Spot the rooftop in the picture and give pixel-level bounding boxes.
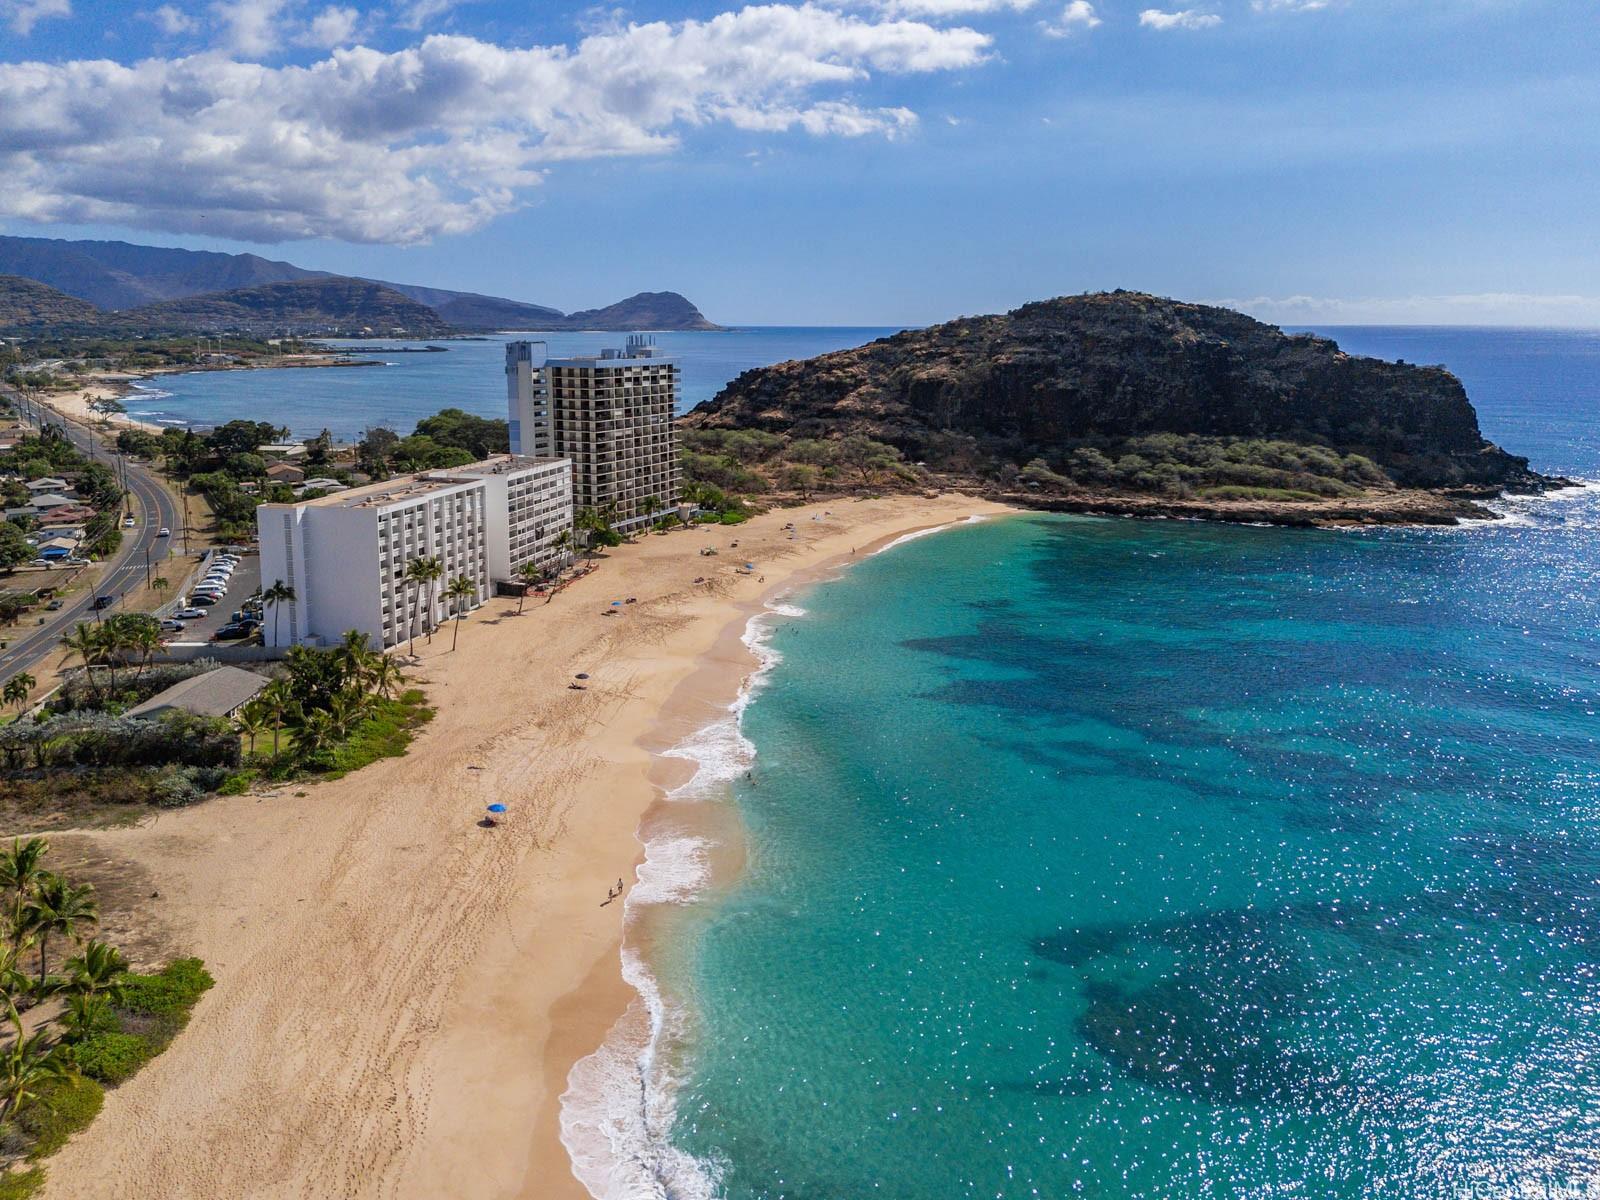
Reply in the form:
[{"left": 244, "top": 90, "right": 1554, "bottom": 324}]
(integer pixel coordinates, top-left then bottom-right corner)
[
  {"left": 264, "top": 454, "right": 570, "bottom": 512},
  {"left": 127, "top": 666, "right": 268, "bottom": 720}
]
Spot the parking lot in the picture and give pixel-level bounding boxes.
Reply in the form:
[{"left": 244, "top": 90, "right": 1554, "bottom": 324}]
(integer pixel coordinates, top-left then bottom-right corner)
[{"left": 165, "top": 552, "right": 263, "bottom": 646}]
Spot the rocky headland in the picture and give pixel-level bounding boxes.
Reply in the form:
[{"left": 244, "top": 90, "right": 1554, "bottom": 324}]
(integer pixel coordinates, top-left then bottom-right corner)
[{"left": 683, "top": 291, "right": 1566, "bottom": 526}]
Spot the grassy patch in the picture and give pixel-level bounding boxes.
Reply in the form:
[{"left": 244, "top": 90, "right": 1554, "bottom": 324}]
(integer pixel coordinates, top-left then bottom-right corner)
[
  {"left": 215, "top": 769, "right": 257, "bottom": 795},
  {"left": 73, "top": 959, "right": 214, "bottom": 1084},
  {"left": 0, "top": 1167, "right": 44, "bottom": 1199},
  {"left": 19, "top": 1077, "right": 103, "bottom": 1159},
  {"left": 71, "top": 1031, "right": 152, "bottom": 1084},
  {"left": 317, "top": 693, "right": 434, "bottom": 782}
]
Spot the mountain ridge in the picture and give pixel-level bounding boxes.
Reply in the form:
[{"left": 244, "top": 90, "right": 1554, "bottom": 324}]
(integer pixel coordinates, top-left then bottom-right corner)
[{"left": 0, "top": 235, "right": 721, "bottom": 331}]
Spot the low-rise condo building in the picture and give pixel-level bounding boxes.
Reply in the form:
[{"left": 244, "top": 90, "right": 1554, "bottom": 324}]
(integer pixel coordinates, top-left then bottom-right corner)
[
  {"left": 506, "top": 336, "right": 680, "bottom": 534},
  {"left": 257, "top": 455, "right": 572, "bottom": 649}
]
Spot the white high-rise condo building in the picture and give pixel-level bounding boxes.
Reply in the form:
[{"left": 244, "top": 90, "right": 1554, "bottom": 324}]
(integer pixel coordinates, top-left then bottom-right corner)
[
  {"left": 257, "top": 455, "right": 573, "bottom": 650},
  {"left": 505, "top": 336, "right": 680, "bottom": 534}
]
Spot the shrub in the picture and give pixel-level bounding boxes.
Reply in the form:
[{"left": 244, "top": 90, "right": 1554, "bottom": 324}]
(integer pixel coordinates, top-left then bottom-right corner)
[
  {"left": 71, "top": 1031, "right": 153, "bottom": 1084},
  {"left": 118, "top": 958, "right": 214, "bottom": 1025},
  {"left": 215, "top": 769, "right": 257, "bottom": 795},
  {"left": 318, "top": 696, "right": 434, "bottom": 782},
  {"left": 20, "top": 1076, "right": 104, "bottom": 1159},
  {"left": 0, "top": 1167, "right": 44, "bottom": 1199}
]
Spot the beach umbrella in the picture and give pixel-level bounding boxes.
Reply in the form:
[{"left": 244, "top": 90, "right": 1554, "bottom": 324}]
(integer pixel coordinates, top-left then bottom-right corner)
[
  {"left": 611, "top": 600, "right": 622, "bottom": 606},
  {"left": 575, "top": 673, "right": 590, "bottom": 679},
  {"left": 487, "top": 803, "right": 507, "bottom": 813}
]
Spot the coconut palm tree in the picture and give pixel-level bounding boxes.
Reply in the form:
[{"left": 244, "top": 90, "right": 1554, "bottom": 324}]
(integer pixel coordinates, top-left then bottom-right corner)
[
  {"left": 641, "top": 494, "right": 661, "bottom": 530},
  {"left": 552, "top": 529, "right": 573, "bottom": 573},
  {"left": 262, "top": 580, "right": 296, "bottom": 648},
  {"left": 515, "top": 561, "right": 542, "bottom": 614},
  {"left": 60, "top": 623, "right": 104, "bottom": 702},
  {"left": 151, "top": 576, "right": 169, "bottom": 599},
  {"left": 405, "top": 556, "right": 444, "bottom": 649},
  {"left": 23, "top": 873, "right": 98, "bottom": 990},
  {"left": 291, "top": 707, "right": 336, "bottom": 760},
  {"left": 63, "top": 939, "right": 126, "bottom": 1005},
  {"left": 0, "top": 1013, "right": 70, "bottom": 1124},
  {"left": 369, "top": 655, "right": 404, "bottom": 701},
  {"left": 2, "top": 673, "right": 34, "bottom": 713},
  {"left": 0, "top": 838, "right": 49, "bottom": 952},
  {"left": 258, "top": 681, "right": 292, "bottom": 757},
  {"left": 0, "top": 945, "right": 33, "bottom": 1025},
  {"left": 235, "top": 700, "right": 269, "bottom": 757},
  {"left": 445, "top": 575, "right": 476, "bottom": 651},
  {"left": 325, "top": 691, "right": 366, "bottom": 741}
]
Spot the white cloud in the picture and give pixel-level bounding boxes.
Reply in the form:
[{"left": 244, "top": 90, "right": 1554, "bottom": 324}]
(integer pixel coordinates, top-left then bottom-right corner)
[
  {"left": 211, "top": 0, "right": 288, "bottom": 55},
  {"left": 859, "top": 0, "right": 1035, "bottom": 14},
  {"left": 1252, "top": 0, "right": 1328, "bottom": 10},
  {"left": 0, "top": 6, "right": 991, "bottom": 244},
  {"left": 296, "top": 4, "right": 360, "bottom": 47},
  {"left": 2, "top": 0, "right": 71, "bottom": 35},
  {"left": 1222, "top": 292, "right": 1600, "bottom": 328},
  {"left": 1040, "top": 0, "right": 1099, "bottom": 36},
  {"left": 1139, "top": 8, "right": 1221, "bottom": 29},
  {"left": 145, "top": 3, "right": 197, "bottom": 34},
  {"left": 393, "top": 0, "right": 473, "bottom": 30}
]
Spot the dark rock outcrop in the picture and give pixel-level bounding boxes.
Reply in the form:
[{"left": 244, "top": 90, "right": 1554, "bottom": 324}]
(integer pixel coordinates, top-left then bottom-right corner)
[{"left": 686, "top": 291, "right": 1550, "bottom": 493}]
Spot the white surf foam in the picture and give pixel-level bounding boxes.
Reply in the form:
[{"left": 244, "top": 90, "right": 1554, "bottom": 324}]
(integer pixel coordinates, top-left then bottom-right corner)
[
  {"left": 559, "top": 599, "right": 798, "bottom": 1200},
  {"left": 870, "top": 511, "right": 990, "bottom": 557}
]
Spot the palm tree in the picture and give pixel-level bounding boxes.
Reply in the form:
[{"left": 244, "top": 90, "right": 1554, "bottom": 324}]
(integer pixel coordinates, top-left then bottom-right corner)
[
  {"left": 0, "top": 945, "right": 33, "bottom": 1026},
  {"left": 235, "top": 700, "right": 269, "bottom": 757},
  {"left": 445, "top": 575, "right": 476, "bottom": 651},
  {"left": 262, "top": 580, "right": 296, "bottom": 648},
  {"left": 2, "top": 673, "right": 34, "bottom": 713},
  {"left": 60, "top": 623, "right": 104, "bottom": 702},
  {"left": 258, "top": 681, "right": 291, "bottom": 757},
  {"left": 23, "top": 874, "right": 98, "bottom": 990},
  {"left": 369, "top": 655, "right": 404, "bottom": 701},
  {"left": 151, "top": 575, "right": 170, "bottom": 600},
  {"left": 552, "top": 529, "right": 573, "bottom": 573},
  {"left": 63, "top": 991, "right": 111, "bottom": 1043},
  {"left": 405, "top": 556, "right": 443, "bottom": 650},
  {"left": 64, "top": 939, "right": 127, "bottom": 1005},
  {"left": 333, "top": 631, "right": 378, "bottom": 692},
  {"left": 326, "top": 691, "right": 366, "bottom": 741},
  {"left": 0, "top": 1013, "right": 70, "bottom": 1124},
  {"left": 0, "top": 839, "right": 49, "bottom": 953},
  {"left": 515, "top": 562, "right": 542, "bottom": 614},
  {"left": 291, "top": 707, "right": 336, "bottom": 760}
]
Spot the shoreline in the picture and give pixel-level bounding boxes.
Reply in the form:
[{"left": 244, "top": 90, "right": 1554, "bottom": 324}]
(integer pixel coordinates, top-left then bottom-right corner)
[
  {"left": 33, "top": 492, "right": 1016, "bottom": 1200},
  {"left": 547, "top": 512, "right": 991, "bottom": 1200}
]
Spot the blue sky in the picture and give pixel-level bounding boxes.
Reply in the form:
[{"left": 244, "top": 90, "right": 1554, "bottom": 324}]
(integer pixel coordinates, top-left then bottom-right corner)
[{"left": 1, "top": 0, "right": 1597, "bottom": 326}]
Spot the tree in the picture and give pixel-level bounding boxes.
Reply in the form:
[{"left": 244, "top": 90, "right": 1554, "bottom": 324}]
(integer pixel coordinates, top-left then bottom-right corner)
[
  {"left": 641, "top": 495, "right": 662, "bottom": 529},
  {"left": 445, "top": 575, "right": 476, "bottom": 651},
  {"left": 404, "top": 556, "right": 443, "bottom": 650},
  {"left": 262, "top": 580, "right": 296, "bottom": 648},
  {"left": 779, "top": 462, "right": 822, "bottom": 501},
  {"left": 0, "top": 1012, "right": 70, "bottom": 1124},
  {"left": 552, "top": 529, "right": 572, "bottom": 572},
  {"left": 837, "top": 435, "right": 903, "bottom": 484},
  {"left": 412, "top": 408, "right": 509, "bottom": 459},
  {"left": 290, "top": 706, "right": 336, "bottom": 761},
  {"left": 23, "top": 873, "right": 98, "bottom": 989},
  {"left": 235, "top": 701, "right": 269, "bottom": 757},
  {"left": 60, "top": 624, "right": 104, "bottom": 701},
  {"left": 0, "top": 839, "right": 49, "bottom": 953},
  {"left": 2, "top": 673, "right": 34, "bottom": 713},
  {"left": 258, "top": 681, "right": 291, "bottom": 757},
  {"left": 515, "top": 561, "right": 542, "bottom": 614},
  {"left": 151, "top": 576, "right": 170, "bottom": 599},
  {"left": 63, "top": 939, "right": 126, "bottom": 1006}
]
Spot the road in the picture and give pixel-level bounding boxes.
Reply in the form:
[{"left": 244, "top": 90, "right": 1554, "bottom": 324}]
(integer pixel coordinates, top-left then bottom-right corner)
[{"left": 0, "top": 388, "right": 184, "bottom": 688}]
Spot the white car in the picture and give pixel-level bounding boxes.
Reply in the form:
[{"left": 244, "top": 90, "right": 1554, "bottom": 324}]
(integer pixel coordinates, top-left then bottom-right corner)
[
  {"left": 175, "top": 607, "right": 205, "bottom": 619},
  {"left": 122, "top": 516, "right": 136, "bottom": 527},
  {"left": 156, "top": 527, "right": 170, "bottom": 537}
]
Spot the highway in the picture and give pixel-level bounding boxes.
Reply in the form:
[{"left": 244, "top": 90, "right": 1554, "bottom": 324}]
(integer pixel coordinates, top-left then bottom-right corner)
[{"left": 0, "top": 387, "right": 185, "bottom": 689}]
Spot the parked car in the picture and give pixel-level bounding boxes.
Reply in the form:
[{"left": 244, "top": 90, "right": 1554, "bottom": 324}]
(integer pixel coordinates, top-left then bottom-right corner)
[
  {"left": 190, "top": 594, "right": 220, "bottom": 607},
  {"left": 45, "top": 599, "right": 62, "bottom": 611},
  {"left": 156, "top": 527, "right": 170, "bottom": 537},
  {"left": 212, "top": 624, "right": 252, "bottom": 641},
  {"left": 122, "top": 516, "right": 136, "bottom": 527},
  {"left": 160, "top": 619, "right": 186, "bottom": 632},
  {"left": 175, "top": 607, "right": 206, "bottom": 619}
]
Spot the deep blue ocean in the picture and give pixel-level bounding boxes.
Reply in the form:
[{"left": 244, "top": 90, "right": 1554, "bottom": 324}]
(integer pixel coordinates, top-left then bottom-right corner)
[{"left": 556, "top": 328, "right": 1600, "bottom": 1200}]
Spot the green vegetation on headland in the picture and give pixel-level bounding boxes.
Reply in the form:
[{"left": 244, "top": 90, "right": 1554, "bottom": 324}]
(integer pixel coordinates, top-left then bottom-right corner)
[
  {"left": 1, "top": 629, "right": 429, "bottom": 832},
  {"left": 1, "top": 333, "right": 327, "bottom": 386},
  {"left": 682, "top": 291, "right": 1561, "bottom": 522},
  {"left": 0, "top": 836, "right": 212, "bottom": 1196}
]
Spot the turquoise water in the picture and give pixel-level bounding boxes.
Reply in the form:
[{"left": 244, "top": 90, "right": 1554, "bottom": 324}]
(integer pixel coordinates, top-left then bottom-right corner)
[
  {"left": 124, "top": 327, "right": 900, "bottom": 439},
  {"left": 567, "top": 328, "right": 1600, "bottom": 1199}
]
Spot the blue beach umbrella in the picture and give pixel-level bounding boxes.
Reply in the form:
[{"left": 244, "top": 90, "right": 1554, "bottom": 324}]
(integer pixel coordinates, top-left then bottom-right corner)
[{"left": 487, "top": 803, "right": 507, "bottom": 813}]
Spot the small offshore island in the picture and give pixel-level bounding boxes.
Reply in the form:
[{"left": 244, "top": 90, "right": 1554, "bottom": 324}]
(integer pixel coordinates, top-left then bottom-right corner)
[{"left": 686, "top": 291, "right": 1564, "bottom": 526}]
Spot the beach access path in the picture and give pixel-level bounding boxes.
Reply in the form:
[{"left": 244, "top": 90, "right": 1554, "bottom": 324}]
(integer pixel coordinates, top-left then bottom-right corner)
[{"left": 37, "top": 492, "right": 1016, "bottom": 1200}]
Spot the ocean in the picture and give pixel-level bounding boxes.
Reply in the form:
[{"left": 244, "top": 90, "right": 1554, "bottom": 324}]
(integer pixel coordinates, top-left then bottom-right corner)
[
  {"left": 559, "top": 328, "right": 1600, "bottom": 1200},
  {"left": 121, "top": 328, "right": 902, "bottom": 439}
]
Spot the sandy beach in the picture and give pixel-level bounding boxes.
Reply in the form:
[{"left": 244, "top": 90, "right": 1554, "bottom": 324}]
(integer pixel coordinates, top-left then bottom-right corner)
[{"left": 37, "top": 492, "right": 1015, "bottom": 1200}]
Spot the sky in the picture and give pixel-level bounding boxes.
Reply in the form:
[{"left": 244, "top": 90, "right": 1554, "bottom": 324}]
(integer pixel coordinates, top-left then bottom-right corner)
[{"left": 0, "top": 0, "right": 1597, "bottom": 326}]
